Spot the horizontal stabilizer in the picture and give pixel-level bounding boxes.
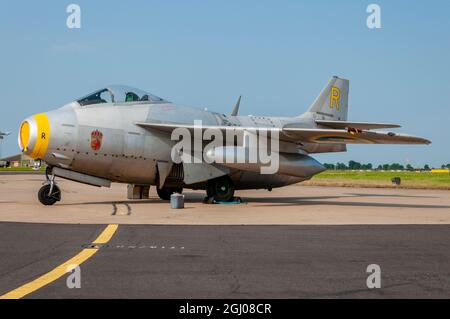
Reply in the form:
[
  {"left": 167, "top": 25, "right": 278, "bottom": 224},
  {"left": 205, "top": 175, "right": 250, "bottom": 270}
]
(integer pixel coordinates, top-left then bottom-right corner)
[
  {"left": 283, "top": 127, "right": 431, "bottom": 145},
  {"left": 315, "top": 120, "right": 400, "bottom": 130}
]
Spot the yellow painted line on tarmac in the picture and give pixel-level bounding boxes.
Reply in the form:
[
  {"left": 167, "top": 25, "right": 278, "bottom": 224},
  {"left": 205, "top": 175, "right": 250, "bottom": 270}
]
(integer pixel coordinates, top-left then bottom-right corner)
[
  {"left": 92, "top": 224, "right": 118, "bottom": 244},
  {"left": 0, "top": 249, "right": 98, "bottom": 299},
  {"left": 0, "top": 224, "right": 119, "bottom": 299}
]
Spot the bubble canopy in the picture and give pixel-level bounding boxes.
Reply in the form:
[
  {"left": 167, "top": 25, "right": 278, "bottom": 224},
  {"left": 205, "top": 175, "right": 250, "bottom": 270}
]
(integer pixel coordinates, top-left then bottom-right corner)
[{"left": 76, "top": 85, "right": 167, "bottom": 106}]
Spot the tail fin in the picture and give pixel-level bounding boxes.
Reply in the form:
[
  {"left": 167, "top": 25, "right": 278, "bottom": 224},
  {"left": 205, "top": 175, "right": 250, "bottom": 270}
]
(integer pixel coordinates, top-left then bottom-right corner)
[{"left": 305, "top": 76, "right": 349, "bottom": 121}]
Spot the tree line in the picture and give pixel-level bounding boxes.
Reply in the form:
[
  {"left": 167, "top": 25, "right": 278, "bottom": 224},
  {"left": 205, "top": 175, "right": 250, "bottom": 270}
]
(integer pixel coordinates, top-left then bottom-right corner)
[{"left": 323, "top": 161, "right": 450, "bottom": 171}]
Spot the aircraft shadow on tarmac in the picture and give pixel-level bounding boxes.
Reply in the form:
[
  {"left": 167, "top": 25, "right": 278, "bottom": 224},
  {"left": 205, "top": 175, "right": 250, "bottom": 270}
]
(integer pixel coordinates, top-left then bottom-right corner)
[
  {"left": 244, "top": 193, "right": 450, "bottom": 209},
  {"left": 56, "top": 192, "right": 450, "bottom": 210}
]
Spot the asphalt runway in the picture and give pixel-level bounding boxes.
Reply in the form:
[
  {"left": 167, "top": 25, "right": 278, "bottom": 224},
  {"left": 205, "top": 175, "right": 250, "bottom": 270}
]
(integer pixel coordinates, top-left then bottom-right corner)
[
  {"left": 0, "top": 174, "right": 449, "bottom": 298},
  {"left": 1, "top": 223, "right": 450, "bottom": 298}
]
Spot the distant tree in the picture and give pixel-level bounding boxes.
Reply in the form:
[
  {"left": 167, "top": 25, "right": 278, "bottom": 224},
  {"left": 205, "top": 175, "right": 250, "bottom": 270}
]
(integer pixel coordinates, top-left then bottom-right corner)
[
  {"left": 442, "top": 164, "right": 450, "bottom": 169},
  {"left": 389, "top": 163, "right": 404, "bottom": 170},
  {"left": 330, "top": 161, "right": 429, "bottom": 171},
  {"left": 424, "top": 164, "right": 430, "bottom": 170},
  {"left": 336, "top": 162, "right": 347, "bottom": 170},
  {"left": 348, "top": 160, "right": 362, "bottom": 170},
  {"left": 348, "top": 161, "right": 354, "bottom": 169}
]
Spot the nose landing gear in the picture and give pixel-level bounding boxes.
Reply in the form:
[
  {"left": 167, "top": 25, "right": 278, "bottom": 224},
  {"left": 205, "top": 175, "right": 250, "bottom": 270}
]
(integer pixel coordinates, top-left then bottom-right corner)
[{"left": 38, "top": 168, "right": 61, "bottom": 205}]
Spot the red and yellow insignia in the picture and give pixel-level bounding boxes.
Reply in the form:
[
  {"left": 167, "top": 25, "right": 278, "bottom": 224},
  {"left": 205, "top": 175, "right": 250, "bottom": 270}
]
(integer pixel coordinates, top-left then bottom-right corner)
[{"left": 90, "top": 130, "right": 103, "bottom": 151}]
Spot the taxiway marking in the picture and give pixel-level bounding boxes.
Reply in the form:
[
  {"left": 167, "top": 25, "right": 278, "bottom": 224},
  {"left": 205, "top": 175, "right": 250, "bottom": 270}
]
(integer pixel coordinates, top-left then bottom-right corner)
[
  {"left": 92, "top": 224, "right": 119, "bottom": 244},
  {"left": 0, "top": 224, "right": 119, "bottom": 299}
]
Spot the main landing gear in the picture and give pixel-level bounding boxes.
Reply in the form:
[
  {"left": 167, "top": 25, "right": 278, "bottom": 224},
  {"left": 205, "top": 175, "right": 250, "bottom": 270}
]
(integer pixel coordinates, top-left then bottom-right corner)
[
  {"left": 38, "top": 168, "right": 61, "bottom": 206},
  {"left": 156, "top": 187, "right": 183, "bottom": 200},
  {"left": 206, "top": 175, "right": 235, "bottom": 202}
]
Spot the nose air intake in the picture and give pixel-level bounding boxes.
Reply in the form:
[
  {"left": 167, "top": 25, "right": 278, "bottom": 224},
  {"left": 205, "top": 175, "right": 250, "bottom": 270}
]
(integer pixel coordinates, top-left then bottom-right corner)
[
  {"left": 18, "top": 113, "right": 51, "bottom": 159},
  {"left": 19, "top": 121, "right": 30, "bottom": 151}
]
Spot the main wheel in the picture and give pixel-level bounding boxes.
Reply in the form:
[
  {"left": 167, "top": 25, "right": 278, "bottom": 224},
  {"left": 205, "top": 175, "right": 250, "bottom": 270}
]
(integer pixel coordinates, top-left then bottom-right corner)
[
  {"left": 38, "top": 184, "right": 61, "bottom": 206},
  {"left": 206, "top": 176, "right": 235, "bottom": 202},
  {"left": 156, "top": 187, "right": 183, "bottom": 200}
]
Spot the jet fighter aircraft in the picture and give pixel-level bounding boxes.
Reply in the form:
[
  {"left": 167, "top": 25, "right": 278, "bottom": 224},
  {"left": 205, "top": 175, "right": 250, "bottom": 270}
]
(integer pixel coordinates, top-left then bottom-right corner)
[
  {"left": 18, "top": 77, "right": 430, "bottom": 205},
  {"left": 0, "top": 131, "right": 10, "bottom": 140}
]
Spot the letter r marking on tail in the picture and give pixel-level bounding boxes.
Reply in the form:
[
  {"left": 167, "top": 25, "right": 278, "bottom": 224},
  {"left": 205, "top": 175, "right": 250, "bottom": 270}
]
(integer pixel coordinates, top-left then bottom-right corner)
[{"left": 330, "top": 86, "right": 340, "bottom": 110}]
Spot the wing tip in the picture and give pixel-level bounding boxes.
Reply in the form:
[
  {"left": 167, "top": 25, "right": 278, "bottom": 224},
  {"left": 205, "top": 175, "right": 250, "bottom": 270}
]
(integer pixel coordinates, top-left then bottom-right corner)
[{"left": 407, "top": 137, "right": 431, "bottom": 145}]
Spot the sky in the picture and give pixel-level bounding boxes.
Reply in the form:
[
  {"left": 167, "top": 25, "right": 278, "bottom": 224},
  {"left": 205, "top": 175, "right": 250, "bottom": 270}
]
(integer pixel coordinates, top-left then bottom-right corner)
[{"left": 0, "top": 0, "right": 449, "bottom": 167}]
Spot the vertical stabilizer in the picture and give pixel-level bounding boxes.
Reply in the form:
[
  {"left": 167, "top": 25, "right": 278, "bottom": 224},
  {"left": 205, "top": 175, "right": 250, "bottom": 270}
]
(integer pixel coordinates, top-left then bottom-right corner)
[{"left": 305, "top": 76, "right": 349, "bottom": 121}]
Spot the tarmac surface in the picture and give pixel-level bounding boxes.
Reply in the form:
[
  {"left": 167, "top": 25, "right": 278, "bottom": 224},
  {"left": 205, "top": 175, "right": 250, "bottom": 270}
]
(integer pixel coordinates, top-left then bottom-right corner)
[
  {"left": 1, "top": 223, "right": 450, "bottom": 298},
  {"left": 0, "top": 174, "right": 449, "bottom": 298},
  {"left": 0, "top": 174, "right": 449, "bottom": 225}
]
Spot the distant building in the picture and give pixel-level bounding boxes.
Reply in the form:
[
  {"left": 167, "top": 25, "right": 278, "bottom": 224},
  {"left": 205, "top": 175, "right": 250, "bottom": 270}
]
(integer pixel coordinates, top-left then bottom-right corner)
[{"left": 0, "top": 154, "right": 33, "bottom": 167}]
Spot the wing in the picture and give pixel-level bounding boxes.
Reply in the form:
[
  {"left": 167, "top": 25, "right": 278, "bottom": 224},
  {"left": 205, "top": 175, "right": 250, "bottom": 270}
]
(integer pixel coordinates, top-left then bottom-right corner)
[
  {"left": 135, "top": 121, "right": 240, "bottom": 133},
  {"left": 314, "top": 120, "right": 400, "bottom": 130},
  {"left": 135, "top": 122, "right": 431, "bottom": 145}
]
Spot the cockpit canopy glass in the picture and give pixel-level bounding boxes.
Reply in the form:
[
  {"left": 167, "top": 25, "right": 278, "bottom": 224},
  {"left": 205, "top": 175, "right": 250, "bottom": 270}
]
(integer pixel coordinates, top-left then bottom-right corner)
[{"left": 77, "top": 85, "right": 167, "bottom": 106}]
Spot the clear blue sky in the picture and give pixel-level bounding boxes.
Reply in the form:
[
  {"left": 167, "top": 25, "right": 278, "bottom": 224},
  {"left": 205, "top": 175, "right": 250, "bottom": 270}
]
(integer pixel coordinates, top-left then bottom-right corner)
[{"left": 0, "top": 1, "right": 448, "bottom": 167}]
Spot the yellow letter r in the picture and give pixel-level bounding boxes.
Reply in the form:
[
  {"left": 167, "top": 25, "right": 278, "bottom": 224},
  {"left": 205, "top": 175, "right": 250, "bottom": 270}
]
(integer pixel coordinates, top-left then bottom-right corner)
[{"left": 330, "top": 86, "right": 340, "bottom": 110}]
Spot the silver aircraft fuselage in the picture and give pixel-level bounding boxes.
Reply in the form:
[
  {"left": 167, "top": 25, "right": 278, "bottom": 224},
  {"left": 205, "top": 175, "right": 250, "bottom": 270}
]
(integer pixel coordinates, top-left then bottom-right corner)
[{"left": 19, "top": 98, "right": 319, "bottom": 190}]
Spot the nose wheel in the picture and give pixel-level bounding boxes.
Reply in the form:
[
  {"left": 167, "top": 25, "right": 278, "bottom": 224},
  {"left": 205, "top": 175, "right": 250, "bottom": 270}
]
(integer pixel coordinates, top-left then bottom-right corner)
[{"left": 38, "top": 169, "right": 61, "bottom": 205}]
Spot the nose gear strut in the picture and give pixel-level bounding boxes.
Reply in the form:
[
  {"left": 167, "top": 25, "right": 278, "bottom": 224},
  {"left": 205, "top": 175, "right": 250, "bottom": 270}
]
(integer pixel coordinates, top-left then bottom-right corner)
[{"left": 38, "top": 167, "right": 61, "bottom": 205}]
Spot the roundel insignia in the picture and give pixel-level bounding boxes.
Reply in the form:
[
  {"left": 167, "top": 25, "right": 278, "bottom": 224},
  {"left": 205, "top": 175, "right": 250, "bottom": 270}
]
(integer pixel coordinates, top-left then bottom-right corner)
[{"left": 90, "top": 130, "right": 103, "bottom": 151}]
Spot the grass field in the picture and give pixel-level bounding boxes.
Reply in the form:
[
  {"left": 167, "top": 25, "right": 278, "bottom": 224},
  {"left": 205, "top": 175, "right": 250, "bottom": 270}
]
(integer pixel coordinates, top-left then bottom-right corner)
[
  {"left": 304, "top": 170, "right": 450, "bottom": 190},
  {"left": 0, "top": 167, "right": 45, "bottom": 172}
]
